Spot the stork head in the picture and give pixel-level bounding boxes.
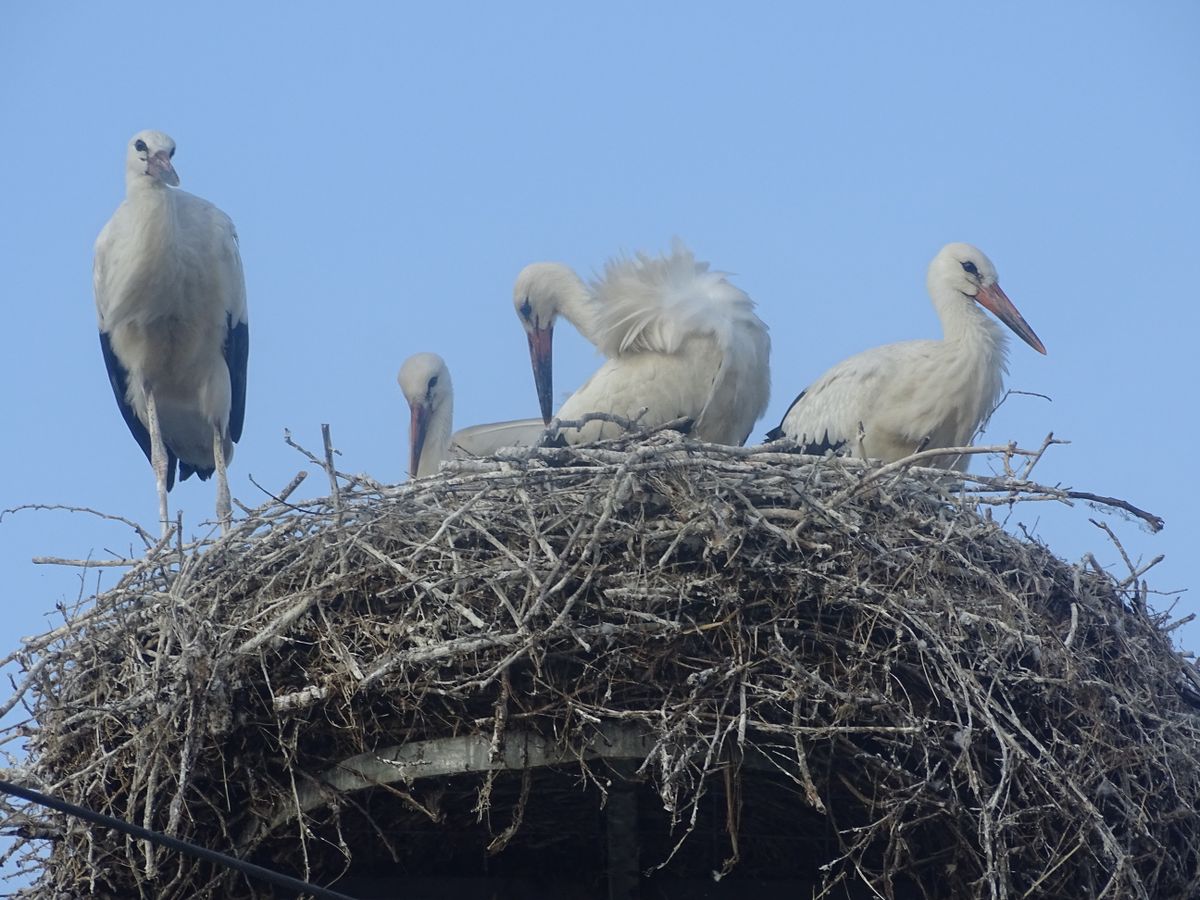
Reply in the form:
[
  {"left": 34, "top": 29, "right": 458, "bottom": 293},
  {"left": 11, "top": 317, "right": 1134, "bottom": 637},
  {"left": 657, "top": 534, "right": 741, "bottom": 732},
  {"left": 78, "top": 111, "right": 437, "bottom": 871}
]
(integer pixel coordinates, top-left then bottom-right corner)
[
  {"left": 398, "top": 352, "right": 453, "bottom": 478},
  {"left": 513, "top": 263, "right": 575, "bottom": 424},
  {"left": 930, "top": 243, "right": 1046, "bottom": 355},
  {"left": 126, "top": 130, "right": 179, "bottom": 187}
]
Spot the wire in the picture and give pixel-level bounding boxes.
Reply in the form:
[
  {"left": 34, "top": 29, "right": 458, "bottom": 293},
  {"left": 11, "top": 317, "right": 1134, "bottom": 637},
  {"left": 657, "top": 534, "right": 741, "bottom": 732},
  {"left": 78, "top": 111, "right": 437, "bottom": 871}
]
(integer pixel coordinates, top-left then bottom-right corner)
[{"left": 0, "top": 778, "right": 359, "bottom": 900}]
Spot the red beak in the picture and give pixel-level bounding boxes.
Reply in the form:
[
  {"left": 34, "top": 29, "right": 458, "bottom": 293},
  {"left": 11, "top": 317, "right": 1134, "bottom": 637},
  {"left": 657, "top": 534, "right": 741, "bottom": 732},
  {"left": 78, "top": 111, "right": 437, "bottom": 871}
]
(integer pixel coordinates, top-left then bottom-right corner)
[
  {"left": 975, "top": 283, "right": 1047, "bottom": 355},
  {"left": 526, "top": 326, "right": 555, "bottom": 424}
]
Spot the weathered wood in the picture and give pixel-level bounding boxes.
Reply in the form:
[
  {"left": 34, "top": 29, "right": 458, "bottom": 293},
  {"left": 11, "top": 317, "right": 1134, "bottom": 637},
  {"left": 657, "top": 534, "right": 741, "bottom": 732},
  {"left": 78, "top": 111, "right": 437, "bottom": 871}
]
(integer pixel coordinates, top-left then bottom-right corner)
[{"left": 260, "top": 722, "right": 655, "bottom": 838}]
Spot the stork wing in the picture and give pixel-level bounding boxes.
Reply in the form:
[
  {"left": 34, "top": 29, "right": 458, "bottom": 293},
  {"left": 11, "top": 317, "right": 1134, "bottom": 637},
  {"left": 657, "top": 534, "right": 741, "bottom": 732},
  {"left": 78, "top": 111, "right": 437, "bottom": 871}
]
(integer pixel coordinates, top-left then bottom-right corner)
[
  {"left": 93, "top": 216, "right": 179, "bottom": 489},
  {"left": 591, "top": 241, "right": 770, "bottom": 446},
  {"left": 766, "top": 368, "right": 874, "bottom": 455},
  {"left": 694, "top": 315, "right": 771, "bottom": 446},
  {"left": 218, "top": 219, "right": 249, "bottom": 444},
  {"left": 98, "top": 331, "right": 177, "bottom": 491},
  {"left": 224, "top": 313, "right": 249, "bottom": 443},
  {"left": 765, "top": 389, "right": 807, "bottom": 442},
  {"left": 450, "top": 419, "right": 547, "bottom": 457}
]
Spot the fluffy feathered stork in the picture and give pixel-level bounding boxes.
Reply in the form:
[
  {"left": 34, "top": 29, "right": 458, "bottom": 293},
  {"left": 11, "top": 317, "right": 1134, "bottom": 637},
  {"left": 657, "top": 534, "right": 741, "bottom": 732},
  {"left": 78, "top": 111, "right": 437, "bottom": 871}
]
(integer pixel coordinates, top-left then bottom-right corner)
[{"left": 514, "top": 241, "right": 771, "bottom": 445}]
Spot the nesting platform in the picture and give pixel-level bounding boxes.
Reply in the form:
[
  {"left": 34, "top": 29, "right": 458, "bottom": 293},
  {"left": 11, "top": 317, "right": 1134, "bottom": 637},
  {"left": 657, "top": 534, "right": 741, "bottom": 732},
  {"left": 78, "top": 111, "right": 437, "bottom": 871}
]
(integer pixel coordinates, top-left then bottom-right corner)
[{"left": 2, "top": 432, "right": 1197, "bottom": 899}]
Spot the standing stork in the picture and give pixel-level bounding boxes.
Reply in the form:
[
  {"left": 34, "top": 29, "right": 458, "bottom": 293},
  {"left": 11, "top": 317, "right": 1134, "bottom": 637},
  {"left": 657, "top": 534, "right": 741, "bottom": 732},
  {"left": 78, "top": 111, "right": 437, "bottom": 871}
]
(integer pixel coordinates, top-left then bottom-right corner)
[
  {"left": 515, "top": 241, "right": 771, "bottom": 445},
  {"left": 399, "top": 353, "right": 545, "bottom": 478},
  {"left": 766, "top": 242, "right": 1045, "bottom": 469},
  {"left": 93, "top": 130, "right": 249, "bottom": 534}
]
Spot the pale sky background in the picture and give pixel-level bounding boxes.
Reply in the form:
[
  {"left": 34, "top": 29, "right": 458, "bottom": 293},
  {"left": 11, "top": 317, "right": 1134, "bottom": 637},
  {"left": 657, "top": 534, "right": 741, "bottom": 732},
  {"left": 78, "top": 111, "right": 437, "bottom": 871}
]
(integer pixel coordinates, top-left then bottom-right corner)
[{"left": 1, "top": 0, "right": 1197, "bottom": 887}]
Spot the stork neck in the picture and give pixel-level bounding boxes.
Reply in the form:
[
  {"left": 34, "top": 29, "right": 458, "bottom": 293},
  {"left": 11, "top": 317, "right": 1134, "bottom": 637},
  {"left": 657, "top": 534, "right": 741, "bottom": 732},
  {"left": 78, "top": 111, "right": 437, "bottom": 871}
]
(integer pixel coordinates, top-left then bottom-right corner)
[
  {"left": 125, "top": 176, "right": 178, "bottom": 231},
  {"left": 555, "top": 269, "right": 600, "bottom": 343},
  {"left": 126, "top": 182, "right": 180, "bottom": 277},
  {"left": 931, "top": 287, "right": 1006, "bottom": 359},
  {"left": 926, "top": 281, "right": 1011, "bottom": 443},
  {"left": 126, "top": 170, "right": 173, "bottom": 196}
]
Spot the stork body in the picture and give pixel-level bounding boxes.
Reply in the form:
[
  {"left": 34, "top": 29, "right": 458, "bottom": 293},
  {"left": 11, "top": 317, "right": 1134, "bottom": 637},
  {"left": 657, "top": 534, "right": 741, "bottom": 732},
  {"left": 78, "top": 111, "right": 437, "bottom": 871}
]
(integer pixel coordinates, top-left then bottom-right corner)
[
  {"left": 398, "top": 353, "right": 545, "bottom": 478},
  {"left": 94, "top": 131, "right": 249, "bottom": 533},
  {"left": 767, "top": 243, "right": 1045, "bottom": 470},
  {"left": 516, "top": 242, "right": 771, "bottom": 445}
]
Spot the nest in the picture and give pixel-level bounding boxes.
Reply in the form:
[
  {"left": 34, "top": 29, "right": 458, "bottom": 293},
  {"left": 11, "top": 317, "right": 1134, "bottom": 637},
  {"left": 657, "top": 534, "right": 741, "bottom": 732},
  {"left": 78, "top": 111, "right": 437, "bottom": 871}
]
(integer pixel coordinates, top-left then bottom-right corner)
[{"left": 2, "top": 429, "right": 1198, "bottom": 899}]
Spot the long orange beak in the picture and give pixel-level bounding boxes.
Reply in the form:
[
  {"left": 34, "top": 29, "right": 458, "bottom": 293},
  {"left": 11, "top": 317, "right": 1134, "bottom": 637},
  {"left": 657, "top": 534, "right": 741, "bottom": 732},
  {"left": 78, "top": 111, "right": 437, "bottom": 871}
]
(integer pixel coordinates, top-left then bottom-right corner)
[
  {"left": 526, "top": 326, "right": 555, "bottom": 424},
  {"left": 976, "top": 283, "right": 1047, "bottom": 355},
  {"left": 409, "top": 401, "right": 431, "bottom": 477}
]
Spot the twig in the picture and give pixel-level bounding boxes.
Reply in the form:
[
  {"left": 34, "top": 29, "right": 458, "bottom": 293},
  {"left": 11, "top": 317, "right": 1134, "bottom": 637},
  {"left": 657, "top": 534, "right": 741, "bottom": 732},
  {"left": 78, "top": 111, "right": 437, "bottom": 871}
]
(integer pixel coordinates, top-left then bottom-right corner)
[
  {"left": 2, "top": 504, "right": 155, "bottom": 547},
  {"left": 321, "top": 424, "right": 342, "bottom": 514}
]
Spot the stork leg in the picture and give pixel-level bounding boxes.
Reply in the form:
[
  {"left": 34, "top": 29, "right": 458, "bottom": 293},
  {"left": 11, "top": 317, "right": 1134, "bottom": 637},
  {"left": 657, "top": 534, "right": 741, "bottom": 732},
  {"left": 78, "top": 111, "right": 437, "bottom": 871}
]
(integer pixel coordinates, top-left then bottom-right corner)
[
  {"left": 144, "top": 388, "right": 171, "bottom": 538},
  {"left": 213, "top": 427, "right": 231, "bottom": 533}
]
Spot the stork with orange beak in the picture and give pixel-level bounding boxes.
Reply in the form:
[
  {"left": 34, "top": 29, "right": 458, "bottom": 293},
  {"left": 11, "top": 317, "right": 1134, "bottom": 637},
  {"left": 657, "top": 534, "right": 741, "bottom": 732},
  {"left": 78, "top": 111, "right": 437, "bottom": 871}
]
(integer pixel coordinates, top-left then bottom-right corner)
[
  {"left": 398, "top": 353, "right": 545, "bottom": 478},
  {"left": 767, "top": 242, "right": 1046, "bottom": 470}
]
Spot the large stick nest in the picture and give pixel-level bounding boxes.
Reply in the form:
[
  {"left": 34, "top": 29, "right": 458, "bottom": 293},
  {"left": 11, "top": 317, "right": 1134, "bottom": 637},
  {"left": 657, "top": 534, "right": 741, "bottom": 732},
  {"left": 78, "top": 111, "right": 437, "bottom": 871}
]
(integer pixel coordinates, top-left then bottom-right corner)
[{"left": 2, "top": 431, "right": 1198, "bottom": 899}]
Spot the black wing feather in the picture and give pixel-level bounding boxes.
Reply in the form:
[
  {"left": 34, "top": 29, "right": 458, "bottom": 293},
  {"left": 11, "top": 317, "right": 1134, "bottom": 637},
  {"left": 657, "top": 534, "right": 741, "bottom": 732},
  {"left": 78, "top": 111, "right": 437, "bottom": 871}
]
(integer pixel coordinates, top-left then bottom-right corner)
[
  {"left": 178, "top": 461, "right": 211, "bottom": 482},
  {"left": 764, "top": 423, "right": 786, "bottom": 441},
  {"left": 796, "top": 433, "right": 848, "bottom": 455},
  {"left": 763, "top": 388, "right": 847, "bottom": 454},
  {"left": 224, "top": 314, "right": 249, "bottom": 444},
  {"left": 764, "top": 389, "right": 807, "bottom": 442},
  {"left": 99, "top": 331, "right": 176, "bottom": 490}
]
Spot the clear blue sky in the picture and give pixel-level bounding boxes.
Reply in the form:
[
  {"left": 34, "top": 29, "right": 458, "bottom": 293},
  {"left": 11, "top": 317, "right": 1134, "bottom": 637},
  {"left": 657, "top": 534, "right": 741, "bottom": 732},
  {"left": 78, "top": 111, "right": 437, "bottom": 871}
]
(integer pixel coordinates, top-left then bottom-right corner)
[{"left": 1, "top": 0, "right": 1197, "bottom": 878}]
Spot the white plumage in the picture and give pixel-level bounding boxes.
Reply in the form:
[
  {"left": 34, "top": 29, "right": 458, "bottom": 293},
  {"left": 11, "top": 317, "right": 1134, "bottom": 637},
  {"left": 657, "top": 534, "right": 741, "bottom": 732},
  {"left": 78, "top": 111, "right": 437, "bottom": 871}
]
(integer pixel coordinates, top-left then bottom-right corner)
[
  {"left": 93, "top": 130, "right": 249, "bottom": 532},
  {"left": 514, "top": 242, "right": 771, "bottom": 445},
  {"left": 768, "top": 243, "right": 1045, "bottom": 470},
  {"left": 398, "top": 353, "right": 545, "bottom": 478}
]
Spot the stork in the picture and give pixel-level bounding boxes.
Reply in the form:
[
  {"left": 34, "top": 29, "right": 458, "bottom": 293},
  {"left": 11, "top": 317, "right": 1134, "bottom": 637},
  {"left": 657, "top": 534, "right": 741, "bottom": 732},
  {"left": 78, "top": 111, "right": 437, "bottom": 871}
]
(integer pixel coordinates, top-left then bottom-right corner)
[
  {"left": 766, "top": 242, "right": 1045, "bottom": 469},
  {"left": 398, "top": 353, "right": 546, "bottom": 478},
  {"left": 515, "top": 242, "right": 771, "bottom": 445},
  {"left": 93, "top": 130, "right": 249, "bottom": 534},
  {"left": 512, "top": 262, "right": 602, "bottom": 423}
]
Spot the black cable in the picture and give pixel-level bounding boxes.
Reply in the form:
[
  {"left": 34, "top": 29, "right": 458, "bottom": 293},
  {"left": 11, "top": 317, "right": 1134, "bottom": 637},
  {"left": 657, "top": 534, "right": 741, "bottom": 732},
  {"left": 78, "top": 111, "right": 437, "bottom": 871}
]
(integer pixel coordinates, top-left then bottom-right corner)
[{"left": 0, "top": 778, "right": 359, "bottom": 900}]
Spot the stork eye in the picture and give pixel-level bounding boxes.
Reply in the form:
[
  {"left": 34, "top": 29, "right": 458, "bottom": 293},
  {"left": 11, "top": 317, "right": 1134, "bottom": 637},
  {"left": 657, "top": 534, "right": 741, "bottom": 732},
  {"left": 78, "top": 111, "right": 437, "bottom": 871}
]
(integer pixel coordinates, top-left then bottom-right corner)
[
  {"left": 168, "top": 147, "right": 175, "bottom": 158},
  {"left": 134, "top": 139, "right": 148, "bottom": 153},
  {"left": 519, "top": 298, "right": 533, "bottom": 320},
  {"left": 961, "top": 260, "right": 979, "bottom": 276},
  {"left": 427, "top": 375, "right": 439, "bottom": 391}
]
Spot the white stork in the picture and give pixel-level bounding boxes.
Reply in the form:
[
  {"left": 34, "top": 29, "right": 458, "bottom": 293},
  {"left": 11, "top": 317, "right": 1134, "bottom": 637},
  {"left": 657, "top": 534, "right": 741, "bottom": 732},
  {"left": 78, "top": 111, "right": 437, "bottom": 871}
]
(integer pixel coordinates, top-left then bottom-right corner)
[
  {"left": 766, "top": 242, "right": 1045, "bottom": 469},
  {"left": 512, "top": 261, "right": 602, "bottom": 423},
  {"left": 93, "top": 130, "right": 249, "bottom": 533},
  {"left": 514, "top": 241, "right": 771, "bottom": 445},
  {"left": 398, "top": 353, "right": 546, "bottom": 478}
]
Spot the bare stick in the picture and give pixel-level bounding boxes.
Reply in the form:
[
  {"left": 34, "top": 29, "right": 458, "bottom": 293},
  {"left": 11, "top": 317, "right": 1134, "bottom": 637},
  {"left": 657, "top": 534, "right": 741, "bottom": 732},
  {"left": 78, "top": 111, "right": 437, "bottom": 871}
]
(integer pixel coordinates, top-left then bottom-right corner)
[
  {"left": 321, "top": 424, "right": 341, "bottom": 513},
  {"left": 31, "top": 557, "right": 136, "bottom": 568},
  {"left": 1, "top": 505, "right": 155, "bottom": 547},
  {"left": 1068, "top": 492, "right": 1164, "bottom": 533},
  {"left": 247, "top": 471, "right": 312, "bottom": 513}
]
